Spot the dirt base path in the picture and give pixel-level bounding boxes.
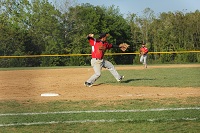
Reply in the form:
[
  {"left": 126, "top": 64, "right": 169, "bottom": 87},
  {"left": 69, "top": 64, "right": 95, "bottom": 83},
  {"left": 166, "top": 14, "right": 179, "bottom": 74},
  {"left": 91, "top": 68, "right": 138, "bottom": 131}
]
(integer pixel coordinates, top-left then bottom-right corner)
[{"left": 0, "top": 64, "right": 199, "bottom": 101}]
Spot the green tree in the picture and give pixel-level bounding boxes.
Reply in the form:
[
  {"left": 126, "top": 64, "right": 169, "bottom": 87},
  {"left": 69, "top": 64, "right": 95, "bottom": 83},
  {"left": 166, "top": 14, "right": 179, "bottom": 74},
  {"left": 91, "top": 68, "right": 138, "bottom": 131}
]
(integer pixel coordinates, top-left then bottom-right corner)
[
  {"left": 62, "top": 3, "right": 132, "bottom": 65},
  {"left": 0, "top": 0, "right": 28, "bottom": 66},
  {"left": 27, "top": 0, "right": 66, "bottom": 66},
  {"left": 1, "top": 0, "right": 199, "bottom": 67}
]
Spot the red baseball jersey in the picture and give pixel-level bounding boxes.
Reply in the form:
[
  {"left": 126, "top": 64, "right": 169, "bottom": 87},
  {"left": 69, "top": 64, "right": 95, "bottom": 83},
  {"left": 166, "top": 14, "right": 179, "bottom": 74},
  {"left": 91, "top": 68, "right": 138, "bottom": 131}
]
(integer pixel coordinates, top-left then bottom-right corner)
[
  {"left": 88, "top": 37, "right": 113, "bottom": 59},
  {"left": 140, "top": 46, "right": 148, "bottom": 55}
]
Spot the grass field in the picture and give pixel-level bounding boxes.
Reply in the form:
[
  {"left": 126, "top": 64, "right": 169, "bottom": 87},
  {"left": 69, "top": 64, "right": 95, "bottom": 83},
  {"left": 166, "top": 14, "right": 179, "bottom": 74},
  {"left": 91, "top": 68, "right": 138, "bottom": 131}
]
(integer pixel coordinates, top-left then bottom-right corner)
[
  {"left": 97, "top": 67, "right": 200, "bottom": 87},
  {"left": 0, "top": 65, "right": 199, "bottom": 133}
]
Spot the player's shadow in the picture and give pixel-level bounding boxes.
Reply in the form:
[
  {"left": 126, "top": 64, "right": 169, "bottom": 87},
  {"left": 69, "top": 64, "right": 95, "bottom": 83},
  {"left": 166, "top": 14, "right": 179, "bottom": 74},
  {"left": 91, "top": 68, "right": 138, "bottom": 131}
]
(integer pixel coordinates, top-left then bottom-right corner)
[
  {"left": 94, "top": 78, "right": 155, "bottom": 85},
  {"left": 122, "top": 78, "right": 156, "bottom": 83},
  {"left": 93, "top": 83, "right": 105, "bottom": 86}
]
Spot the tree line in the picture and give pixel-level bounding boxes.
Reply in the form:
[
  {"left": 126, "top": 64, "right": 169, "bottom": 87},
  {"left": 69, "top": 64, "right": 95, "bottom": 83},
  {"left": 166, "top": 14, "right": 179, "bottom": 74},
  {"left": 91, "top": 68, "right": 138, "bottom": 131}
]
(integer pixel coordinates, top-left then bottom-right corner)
[{"left": 0, "top": 0, "right": 199, "bottom": 67}]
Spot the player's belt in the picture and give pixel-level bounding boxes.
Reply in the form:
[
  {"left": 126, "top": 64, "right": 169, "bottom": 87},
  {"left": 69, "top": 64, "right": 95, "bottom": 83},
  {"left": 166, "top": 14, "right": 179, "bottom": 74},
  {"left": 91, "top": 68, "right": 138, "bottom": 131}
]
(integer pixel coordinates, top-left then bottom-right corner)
[{"left": 93, "top": 58, "right": 102, "bottom": 60}]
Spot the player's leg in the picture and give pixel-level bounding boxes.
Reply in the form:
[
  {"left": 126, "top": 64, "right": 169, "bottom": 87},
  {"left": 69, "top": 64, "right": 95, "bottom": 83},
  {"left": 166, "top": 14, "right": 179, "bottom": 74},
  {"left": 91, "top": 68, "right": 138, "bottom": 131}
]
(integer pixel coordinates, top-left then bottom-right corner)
[
  {"left": 143, "top": 55, "right": 147, "bottom": 68},
  {"left": 140, "top": 55, "right": 144, "bottom": 64},
  {"left": 103, "top": 60, "right": 124, "bottom": 82},
  {"left": 85, "top": 59, "right": 102, "bottom": 87}
]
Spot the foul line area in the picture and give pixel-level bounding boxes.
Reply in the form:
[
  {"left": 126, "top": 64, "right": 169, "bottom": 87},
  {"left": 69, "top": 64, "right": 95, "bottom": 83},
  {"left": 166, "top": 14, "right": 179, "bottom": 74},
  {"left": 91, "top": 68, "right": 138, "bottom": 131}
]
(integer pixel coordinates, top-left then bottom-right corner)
[
  {"left": 0, "top": 107, "right": 199, "bottom": 127},
  {"left": 0, "top": 51, "right": 200, "bottom": 58}
]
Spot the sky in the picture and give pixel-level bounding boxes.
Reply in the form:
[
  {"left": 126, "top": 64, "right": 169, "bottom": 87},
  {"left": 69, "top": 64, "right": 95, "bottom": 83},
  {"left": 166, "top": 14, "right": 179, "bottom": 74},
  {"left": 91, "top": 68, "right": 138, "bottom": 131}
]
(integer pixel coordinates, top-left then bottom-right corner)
[{"left": 73, "top": 0, "right": 200, "bottom": 17}]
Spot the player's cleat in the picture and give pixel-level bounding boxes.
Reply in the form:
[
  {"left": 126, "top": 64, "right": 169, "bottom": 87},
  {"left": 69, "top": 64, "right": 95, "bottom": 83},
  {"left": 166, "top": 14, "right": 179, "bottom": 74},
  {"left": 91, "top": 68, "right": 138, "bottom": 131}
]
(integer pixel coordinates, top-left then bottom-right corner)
[
  {"left": 84, "top": 82, "right": 93, "bottom": 87},
  {"left": 117, "top": 76, "right": 124, "bottom": 82}
]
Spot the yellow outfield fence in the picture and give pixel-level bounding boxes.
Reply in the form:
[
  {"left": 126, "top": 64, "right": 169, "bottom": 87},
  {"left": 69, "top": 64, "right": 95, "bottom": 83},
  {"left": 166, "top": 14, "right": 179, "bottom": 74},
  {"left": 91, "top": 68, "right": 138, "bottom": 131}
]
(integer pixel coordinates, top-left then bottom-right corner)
[{"left": 0, "top": 51, "right": 200, "bottom": 58}]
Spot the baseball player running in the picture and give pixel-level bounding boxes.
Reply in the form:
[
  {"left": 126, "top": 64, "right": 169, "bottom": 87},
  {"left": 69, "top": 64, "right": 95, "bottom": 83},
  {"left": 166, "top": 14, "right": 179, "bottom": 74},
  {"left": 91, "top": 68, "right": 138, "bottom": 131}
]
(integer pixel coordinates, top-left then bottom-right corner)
[
  {"left": 139, "top": 43, "right": 149, "bottom": 68},
  {"left": 84, "top": 33, "right": 124, "bottom": 87}
]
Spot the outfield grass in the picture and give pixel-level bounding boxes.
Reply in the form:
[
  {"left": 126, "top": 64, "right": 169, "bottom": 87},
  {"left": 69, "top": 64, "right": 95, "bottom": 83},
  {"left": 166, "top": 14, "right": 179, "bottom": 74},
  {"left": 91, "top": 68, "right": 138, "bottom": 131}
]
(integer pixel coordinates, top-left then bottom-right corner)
[{"left": 0, "top": 65, "right": 199, "bottom": 132}]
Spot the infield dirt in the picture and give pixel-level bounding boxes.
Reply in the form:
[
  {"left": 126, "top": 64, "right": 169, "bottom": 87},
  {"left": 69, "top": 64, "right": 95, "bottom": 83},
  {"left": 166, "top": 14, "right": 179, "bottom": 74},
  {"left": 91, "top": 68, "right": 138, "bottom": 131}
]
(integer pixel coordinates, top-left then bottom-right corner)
[{"left": 0, "top": 64, "right": 199, "bottom": 101}]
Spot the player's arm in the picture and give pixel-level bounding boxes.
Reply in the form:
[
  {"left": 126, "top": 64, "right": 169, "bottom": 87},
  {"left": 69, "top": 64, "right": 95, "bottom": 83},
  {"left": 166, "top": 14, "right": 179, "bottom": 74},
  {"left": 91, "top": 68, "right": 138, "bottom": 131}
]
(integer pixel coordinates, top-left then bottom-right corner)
[
  {"left": 112, "top": 43, "right": 130, "bottom": 52},
  {"left": 143, "top": 48, "right": 149, "bottom": 55},
  {"left": 87, "top": 34, "right": 95, "bottom": 46},
  {"left": 139, "top": 48, "right": 143, "bottom": 55},
  {"left": 105, "top": 43, "right": 122, "bottom": 49},
  {"left": 87, "top": 34, "right": 94, "bottom": 39},
  {"left": 111, "top": 44, "right": 119, "bottom": 48}
]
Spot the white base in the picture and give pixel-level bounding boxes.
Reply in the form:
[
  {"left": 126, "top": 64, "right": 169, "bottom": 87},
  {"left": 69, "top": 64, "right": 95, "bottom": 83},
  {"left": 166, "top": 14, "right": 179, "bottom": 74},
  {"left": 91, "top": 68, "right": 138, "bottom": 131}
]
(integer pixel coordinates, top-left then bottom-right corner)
[{"left": 41, "top": 93, "right": 60, "bottom": 97}]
